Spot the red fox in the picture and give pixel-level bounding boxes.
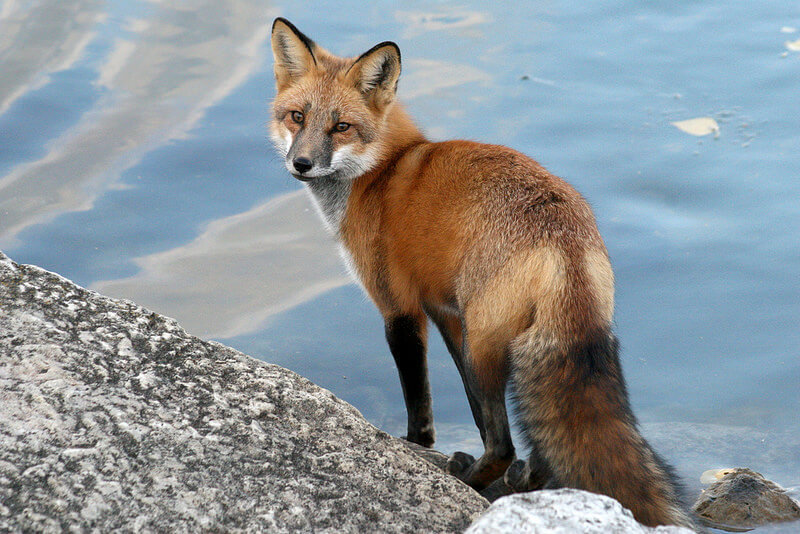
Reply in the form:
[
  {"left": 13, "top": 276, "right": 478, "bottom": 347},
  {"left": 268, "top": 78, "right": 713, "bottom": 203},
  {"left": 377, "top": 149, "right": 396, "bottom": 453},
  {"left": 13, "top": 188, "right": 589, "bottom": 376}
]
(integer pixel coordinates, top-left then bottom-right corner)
[{"left": 269, "top": 18, "right": 693, "bottom": 528}]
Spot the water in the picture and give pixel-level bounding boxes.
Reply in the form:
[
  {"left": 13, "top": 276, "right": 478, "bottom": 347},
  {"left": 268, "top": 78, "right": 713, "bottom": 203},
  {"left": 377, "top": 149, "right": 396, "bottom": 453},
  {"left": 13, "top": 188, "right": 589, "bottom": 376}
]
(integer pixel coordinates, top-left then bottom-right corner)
[{"left": 2, "top": 0, "right": 799, "bottom": 529}]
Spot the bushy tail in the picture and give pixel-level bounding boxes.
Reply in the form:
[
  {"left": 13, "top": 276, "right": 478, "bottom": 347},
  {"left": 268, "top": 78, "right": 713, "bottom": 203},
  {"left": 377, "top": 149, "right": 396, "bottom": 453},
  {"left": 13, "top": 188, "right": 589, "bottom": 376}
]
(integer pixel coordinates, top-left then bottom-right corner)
[{"left": 510, "top": 328, "right": 694, "bottom": 529}]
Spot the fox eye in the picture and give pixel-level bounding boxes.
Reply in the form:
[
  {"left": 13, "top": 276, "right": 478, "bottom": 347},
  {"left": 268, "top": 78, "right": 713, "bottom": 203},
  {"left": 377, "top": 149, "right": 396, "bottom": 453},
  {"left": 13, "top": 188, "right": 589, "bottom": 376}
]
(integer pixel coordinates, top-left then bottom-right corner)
[
  {"left": 291, "top": 111, "right": 304, "bottom": 124},
  {"left": 335, "top": 122, "right": 350, "bottom": 132}
]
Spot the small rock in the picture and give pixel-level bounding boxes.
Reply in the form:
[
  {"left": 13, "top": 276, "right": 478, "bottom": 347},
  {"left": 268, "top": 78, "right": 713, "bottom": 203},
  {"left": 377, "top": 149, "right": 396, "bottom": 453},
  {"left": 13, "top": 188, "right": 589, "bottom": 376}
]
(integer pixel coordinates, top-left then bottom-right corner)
[
  {"left": 466, "top": 489, "right": 694, "bottom": 533},
  {"left": 692, "top": 467, "right": 800, "bottom": 530}
]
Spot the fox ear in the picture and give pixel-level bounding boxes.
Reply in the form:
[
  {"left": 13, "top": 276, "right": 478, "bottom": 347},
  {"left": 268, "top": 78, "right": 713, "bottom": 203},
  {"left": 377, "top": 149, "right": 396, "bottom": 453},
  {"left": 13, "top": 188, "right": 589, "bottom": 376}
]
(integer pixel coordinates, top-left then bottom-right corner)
[
  {"left": 345, "top": 42, "right": 401, "bottom": 109},
  {"left": 271, "top": 18, "right": 317, "bottom": 90}
]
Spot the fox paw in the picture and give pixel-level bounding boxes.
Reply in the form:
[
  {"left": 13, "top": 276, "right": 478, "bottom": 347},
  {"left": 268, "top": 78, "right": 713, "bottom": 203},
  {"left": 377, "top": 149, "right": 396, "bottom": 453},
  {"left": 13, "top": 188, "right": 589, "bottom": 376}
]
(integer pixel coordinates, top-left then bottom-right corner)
[
  {"left": 504, "top": 459, "right": 528, "bottom": 491},
  {"left": 446, "top": 451, "right": 476, "bottom": 480},
  {"left": 503, "top": 458, "right": 552, "bottom": 492}
]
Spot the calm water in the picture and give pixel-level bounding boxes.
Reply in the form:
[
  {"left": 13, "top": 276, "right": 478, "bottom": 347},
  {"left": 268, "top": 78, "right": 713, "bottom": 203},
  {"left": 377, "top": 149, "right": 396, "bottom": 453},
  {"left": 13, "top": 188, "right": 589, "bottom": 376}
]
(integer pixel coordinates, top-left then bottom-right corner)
[{"left": 1, "top": 0, "right": 798, "bottom": 528}]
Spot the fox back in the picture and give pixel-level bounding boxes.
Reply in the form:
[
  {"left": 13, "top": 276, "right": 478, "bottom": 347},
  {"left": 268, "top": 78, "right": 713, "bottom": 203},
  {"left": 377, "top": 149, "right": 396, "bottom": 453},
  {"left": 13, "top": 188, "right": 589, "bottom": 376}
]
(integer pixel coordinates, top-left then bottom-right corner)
[{"left": 269, "top": 18, "right": 694, "bottom": 530}]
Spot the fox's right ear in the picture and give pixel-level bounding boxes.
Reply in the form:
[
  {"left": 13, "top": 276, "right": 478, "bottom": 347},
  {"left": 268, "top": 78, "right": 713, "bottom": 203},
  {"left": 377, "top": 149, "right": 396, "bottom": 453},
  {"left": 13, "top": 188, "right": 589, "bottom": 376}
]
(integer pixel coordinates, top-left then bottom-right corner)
[{"left": 271, "top": 18, "right": 317, "bottom": 90}]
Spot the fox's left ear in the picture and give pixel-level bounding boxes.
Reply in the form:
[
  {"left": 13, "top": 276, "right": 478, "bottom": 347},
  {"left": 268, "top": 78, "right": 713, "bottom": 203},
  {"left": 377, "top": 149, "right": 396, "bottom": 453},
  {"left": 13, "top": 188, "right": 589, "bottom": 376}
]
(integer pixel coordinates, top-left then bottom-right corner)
[
  {"left": 271, "top": 18, "right": 317, "bottom": 90},
  {"left": 345, "top": 42, "right": 401, "bottom": 109}
]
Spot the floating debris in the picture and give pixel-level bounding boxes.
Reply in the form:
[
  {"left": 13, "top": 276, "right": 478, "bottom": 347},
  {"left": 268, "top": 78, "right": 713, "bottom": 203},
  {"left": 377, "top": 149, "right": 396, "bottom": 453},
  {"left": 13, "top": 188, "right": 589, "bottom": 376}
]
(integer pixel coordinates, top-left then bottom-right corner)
[
  {"left": 780, "top": 26, "right": 797, "bottom": 34},
  {"left": 786, "top": 38, "right": 800, "bottom": 51},
  {"left": 701, "top": 468, "right": 735, "bottom": 485},
  {"left": 671, "top": 117, "right": 720, "bottom": 137}
]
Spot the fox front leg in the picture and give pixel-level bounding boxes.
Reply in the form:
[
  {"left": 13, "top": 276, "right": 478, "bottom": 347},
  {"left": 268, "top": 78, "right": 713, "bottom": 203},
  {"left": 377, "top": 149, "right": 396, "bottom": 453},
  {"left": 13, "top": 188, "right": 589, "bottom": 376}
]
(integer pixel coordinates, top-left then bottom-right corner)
[{"left": 385, "top": 313, "right": 435, "bottom": 447}]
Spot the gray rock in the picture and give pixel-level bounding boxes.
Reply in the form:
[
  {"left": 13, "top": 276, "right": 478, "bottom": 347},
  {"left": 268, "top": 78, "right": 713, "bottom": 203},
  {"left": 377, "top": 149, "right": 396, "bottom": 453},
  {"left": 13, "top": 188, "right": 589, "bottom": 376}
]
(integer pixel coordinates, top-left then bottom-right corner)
[
  {"left": 692, "top": 468, "right": 800, "bottom": 530},
  {"left": 465, "top": 489, "right": 695, "bottom": 534},
  {"left": 0, "top": 251, "right": 488, "bottom": 533}
]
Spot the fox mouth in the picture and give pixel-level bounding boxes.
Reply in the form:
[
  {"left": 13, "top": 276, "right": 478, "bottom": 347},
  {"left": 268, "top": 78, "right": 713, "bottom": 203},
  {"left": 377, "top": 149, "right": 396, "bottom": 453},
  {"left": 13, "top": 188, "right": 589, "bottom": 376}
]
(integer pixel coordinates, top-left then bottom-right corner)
[
  {"left": 292, "top": 172, "right": 315, "bottom": 182},
  {"left": 292, "top": 170, "right": 338, "bottom": 182}
]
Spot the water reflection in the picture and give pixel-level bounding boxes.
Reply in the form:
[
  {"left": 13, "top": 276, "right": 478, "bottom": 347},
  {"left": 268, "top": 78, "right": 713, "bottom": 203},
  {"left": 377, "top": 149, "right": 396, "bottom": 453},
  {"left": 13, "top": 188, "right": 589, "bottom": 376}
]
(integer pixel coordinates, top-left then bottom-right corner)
[
  {"left": 402, "top": 59, "right": 489, "bottom": 100},
  {"left": 93, "top": 191, "right": 349, "bottom": 339},
  {"left": 0, "top": 0, "right": 274, "bottom": 242},
  {"left": 0, "top": 0, "right": 103, "bottom": 115},
  {"left": 395, "top": 9, "right": 490, "bottom": 38}
]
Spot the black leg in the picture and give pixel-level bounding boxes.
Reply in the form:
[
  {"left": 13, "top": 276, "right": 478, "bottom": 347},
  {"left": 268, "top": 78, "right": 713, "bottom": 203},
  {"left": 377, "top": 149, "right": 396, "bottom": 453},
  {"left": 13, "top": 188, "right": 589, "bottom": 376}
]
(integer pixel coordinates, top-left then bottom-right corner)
[
  {"left": 426, "top": 309, "right": 486, "bottom": 440},
  {"left": 385, "top": 314, "right": 434, "bottom": 447}
]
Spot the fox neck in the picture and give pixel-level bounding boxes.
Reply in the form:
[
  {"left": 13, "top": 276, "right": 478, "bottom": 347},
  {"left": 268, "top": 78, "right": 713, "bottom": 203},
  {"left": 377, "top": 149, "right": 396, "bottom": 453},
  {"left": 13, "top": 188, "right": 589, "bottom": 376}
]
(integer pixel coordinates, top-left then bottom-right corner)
[{"left": 304, "top": 103, "right": 426, "bottom": 236}]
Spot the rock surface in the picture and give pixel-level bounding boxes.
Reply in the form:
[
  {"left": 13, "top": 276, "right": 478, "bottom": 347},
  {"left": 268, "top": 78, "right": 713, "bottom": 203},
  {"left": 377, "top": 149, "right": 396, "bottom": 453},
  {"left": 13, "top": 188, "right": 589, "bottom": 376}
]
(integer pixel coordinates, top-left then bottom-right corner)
[
  {"left": 692, "top": 468, "right": 800, "bottom": 530},
  {"left": 465, "top": 489, "right": 694, "bottom": 533},
  {"left": 0, "top": 252, "right": 488, "bottom": 533}
]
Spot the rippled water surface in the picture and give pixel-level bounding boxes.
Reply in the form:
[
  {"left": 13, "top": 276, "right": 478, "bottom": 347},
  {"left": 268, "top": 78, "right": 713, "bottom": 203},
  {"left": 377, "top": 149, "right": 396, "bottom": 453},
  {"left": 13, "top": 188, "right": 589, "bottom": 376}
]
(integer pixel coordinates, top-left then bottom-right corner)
[{"left": 2, "top": 1, "right": 799, "bottom": 528}]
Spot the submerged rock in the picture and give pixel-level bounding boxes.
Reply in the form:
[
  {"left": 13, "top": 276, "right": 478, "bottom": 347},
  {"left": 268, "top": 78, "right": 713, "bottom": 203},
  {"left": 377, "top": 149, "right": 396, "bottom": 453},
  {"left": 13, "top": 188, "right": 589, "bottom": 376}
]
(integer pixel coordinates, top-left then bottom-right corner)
[
  {"left": 465, "top": 489, "right": 694, "bottom": 533},
  {"left": 0, "top": 252, "right": 487, "bottom": 533},
  {"left": 692, "top": 468, "right": 800, "bottom": 530}
]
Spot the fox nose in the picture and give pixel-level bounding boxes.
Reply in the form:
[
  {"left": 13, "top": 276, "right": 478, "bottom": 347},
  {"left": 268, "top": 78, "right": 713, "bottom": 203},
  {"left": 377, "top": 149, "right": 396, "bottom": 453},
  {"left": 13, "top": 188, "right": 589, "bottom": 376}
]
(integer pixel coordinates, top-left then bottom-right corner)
[{"left": 292, "top": 157, "right": 313, "bottom": 174}]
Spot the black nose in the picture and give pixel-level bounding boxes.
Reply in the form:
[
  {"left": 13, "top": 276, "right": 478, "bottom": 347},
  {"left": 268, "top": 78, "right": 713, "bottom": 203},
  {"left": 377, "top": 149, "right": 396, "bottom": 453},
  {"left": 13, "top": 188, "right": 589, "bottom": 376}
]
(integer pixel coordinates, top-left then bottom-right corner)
[{"left": 292, "top": 157, "right": 313, "bottom": 174}]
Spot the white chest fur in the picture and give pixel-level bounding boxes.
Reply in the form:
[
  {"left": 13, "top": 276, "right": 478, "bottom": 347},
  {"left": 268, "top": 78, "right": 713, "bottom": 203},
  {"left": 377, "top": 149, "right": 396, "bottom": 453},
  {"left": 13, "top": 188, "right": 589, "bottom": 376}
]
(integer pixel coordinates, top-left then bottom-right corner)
[
  {"left": 304, "top": 181, "right": 366, "bottom": 290},
  {"left": 303, "top": 177, "right": 353, "bottom": 236}
]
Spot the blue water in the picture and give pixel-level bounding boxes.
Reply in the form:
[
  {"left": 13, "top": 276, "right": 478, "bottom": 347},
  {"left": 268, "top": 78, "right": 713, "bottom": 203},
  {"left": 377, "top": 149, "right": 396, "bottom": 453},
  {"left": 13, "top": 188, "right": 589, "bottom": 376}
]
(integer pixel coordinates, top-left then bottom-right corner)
[{"left": 2, "top": 1, "right": 798, "bottom": 529}]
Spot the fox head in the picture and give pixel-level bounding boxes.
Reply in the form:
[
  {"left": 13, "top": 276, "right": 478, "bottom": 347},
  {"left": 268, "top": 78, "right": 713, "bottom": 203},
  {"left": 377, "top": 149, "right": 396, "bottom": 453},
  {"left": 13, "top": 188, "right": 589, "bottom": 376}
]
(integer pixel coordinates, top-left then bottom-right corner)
[{"left": 270, "top": 18, "right": 401, "bottom": 181}]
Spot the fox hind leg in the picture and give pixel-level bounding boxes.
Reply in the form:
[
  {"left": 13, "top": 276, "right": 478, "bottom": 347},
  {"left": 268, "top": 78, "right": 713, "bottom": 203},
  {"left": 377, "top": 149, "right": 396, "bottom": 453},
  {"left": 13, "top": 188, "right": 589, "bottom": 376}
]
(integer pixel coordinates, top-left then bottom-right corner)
[
  {"left": 426, "top": 307, "right": 516, "bottom": 488},
  {"left": 441, "top": 315, "right": 516, "bottom": 490},
  {"left": 504, "top": 448, "right": 554, "bottom": 492},
  {"left": 445, "top": 382, "right": 515, "bottom": 490}
]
